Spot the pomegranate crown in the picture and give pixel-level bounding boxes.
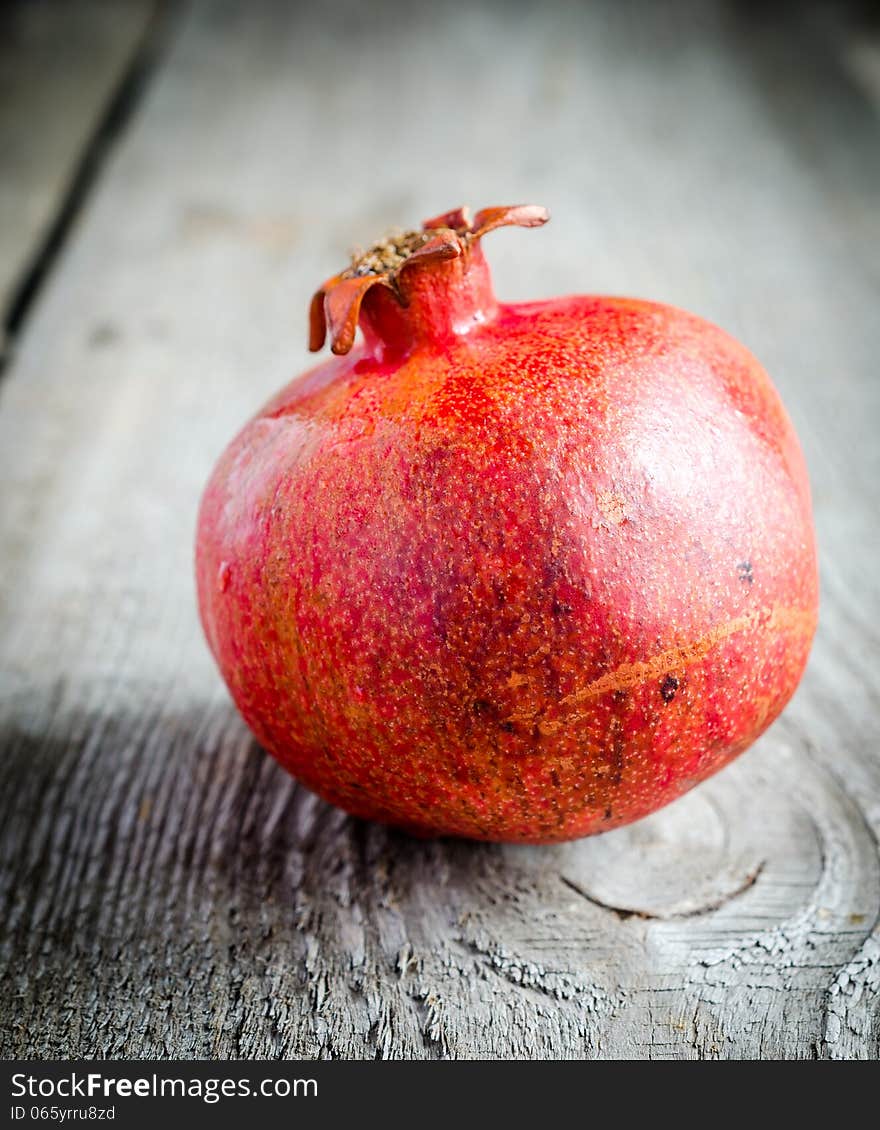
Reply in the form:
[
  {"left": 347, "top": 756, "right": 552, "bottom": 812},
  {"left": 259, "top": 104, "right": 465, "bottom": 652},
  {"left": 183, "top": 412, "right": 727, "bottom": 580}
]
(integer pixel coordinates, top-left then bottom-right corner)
[{"left": 309, "top": 204, "right": 550, "bottom": 355}]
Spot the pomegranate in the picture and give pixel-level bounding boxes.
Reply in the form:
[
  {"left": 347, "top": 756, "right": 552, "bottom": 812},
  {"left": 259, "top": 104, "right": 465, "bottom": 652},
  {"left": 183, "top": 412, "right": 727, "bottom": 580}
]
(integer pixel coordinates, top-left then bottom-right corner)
[{"left": 196, "top": 204, "right": 818, "bottom": 843}]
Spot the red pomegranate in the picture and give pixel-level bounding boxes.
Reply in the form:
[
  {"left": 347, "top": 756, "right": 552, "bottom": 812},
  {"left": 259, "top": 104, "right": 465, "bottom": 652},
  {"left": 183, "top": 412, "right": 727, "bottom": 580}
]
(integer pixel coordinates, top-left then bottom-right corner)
[{"left": 196, "top": 205, "right": 818, "bottom": 843}]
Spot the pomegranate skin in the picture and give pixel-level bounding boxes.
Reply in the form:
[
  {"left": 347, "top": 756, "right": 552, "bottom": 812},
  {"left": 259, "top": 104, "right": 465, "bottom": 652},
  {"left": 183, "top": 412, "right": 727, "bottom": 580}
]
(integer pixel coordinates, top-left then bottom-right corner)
[{"left": 196, "top": 210, "right": 818, "bottom": 844}]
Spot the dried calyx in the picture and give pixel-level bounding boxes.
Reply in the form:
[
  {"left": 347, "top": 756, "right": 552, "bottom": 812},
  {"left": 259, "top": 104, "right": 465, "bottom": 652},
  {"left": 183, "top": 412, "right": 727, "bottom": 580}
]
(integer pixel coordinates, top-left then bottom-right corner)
[{"left": 309, "top": 204, "right": 549, "bottom": 355}]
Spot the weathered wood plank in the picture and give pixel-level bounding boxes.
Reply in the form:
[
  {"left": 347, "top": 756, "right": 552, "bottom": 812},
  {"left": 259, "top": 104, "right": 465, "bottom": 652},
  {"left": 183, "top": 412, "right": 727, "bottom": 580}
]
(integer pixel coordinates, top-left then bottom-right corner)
[
  {"left": 1, "top": 0, "right": 878, "bottom": 1059},
  {"left": 0, "top": 0, "right": 155, "bottom": 340}
]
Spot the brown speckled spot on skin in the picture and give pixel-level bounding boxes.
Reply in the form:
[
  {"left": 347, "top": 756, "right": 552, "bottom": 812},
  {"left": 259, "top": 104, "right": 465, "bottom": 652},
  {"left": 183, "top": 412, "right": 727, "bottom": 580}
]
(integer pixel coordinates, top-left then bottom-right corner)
[
  {"left": 559, "top": 604, "right": 816, "bottom": 708},
  {"left": 597, "top": 489, "right": 627, "bottom": 525},
  {"left": 660, "top": 674, "right": 680, "bottom": 703}
]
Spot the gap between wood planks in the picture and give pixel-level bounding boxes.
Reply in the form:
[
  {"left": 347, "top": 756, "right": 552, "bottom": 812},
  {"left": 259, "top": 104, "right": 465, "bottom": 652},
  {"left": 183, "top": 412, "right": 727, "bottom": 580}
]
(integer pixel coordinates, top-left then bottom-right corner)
[{"left": 0, "top": 2, "right": 177, "bottom": 375}]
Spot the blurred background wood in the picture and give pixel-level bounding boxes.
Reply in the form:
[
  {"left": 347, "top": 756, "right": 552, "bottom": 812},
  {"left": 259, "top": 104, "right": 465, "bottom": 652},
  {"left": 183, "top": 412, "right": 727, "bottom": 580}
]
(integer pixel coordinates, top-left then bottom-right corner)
[
  {"left": 0, "top": 0, "right": 156, "bottom": 356},
  {"left": 1, "top": 0, "right": 878, "bottom": 1059}
]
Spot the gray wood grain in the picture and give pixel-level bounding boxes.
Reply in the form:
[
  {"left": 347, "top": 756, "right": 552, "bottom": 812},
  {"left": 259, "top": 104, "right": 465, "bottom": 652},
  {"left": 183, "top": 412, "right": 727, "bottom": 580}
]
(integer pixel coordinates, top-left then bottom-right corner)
[
  {"left": 1, "top": 0, "right": 878, "bottom": 1059},
  {"left": 0, "top": 0, "right": 155, "bottom": 343}
]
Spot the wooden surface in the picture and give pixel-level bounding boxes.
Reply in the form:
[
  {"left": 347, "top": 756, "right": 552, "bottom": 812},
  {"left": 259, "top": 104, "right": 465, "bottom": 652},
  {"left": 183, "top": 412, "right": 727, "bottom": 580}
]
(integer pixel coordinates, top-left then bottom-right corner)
[
  {"left": 0, "top": 0, "right": 155, "bottom": 346},
  {"left": 1, "top": 0, "right": 879, "bottom": 1059}
]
